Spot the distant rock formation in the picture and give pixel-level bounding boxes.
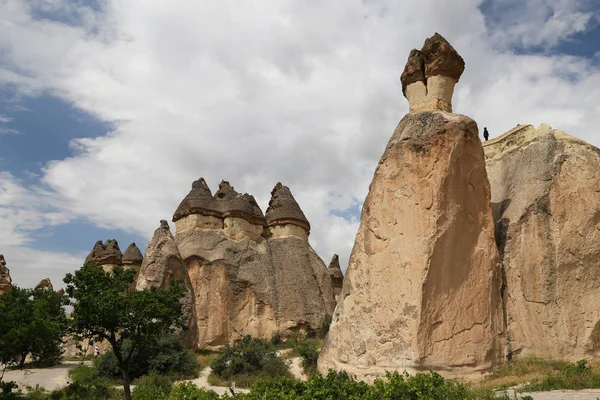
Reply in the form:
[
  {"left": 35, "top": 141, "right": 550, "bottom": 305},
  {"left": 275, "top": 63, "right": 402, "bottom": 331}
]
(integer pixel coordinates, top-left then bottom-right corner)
[
  {"left": 122, "top": 243, "right": 143, "bottom": 268},
  {"left": 327, "top": 254, "right": 344, "bottom": 301},
  {"left": 35, "top": 278, "right": 53, "bottom": 291},
  {"left": 173, "top": 179, "right": 335, "bottom": 348},
  {"left": 319, "top": 33, "right": 504, "bottom": 380},
  {"left": 401, "top": 32, "right": 465, "bottom": 114},
  {"left": 136, "top": 221, "right": 198, "bottom": 348},
  {"left": 0, "top": 254, "right": 12, "bottom": 294},
  {"left": 484, "top": 123, "right": 600, "bottom": 361},
  {"left": 84, "top": 239, "right": 123, "bottom": 273}
]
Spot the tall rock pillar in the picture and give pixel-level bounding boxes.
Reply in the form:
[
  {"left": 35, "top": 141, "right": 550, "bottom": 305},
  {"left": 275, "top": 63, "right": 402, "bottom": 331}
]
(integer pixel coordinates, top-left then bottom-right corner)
[
  {"left": 0, "top": 254, "right": 12, "bottom": 295},
  {"left": 318, "top": 33, "right": 505, "bottom": 380}
]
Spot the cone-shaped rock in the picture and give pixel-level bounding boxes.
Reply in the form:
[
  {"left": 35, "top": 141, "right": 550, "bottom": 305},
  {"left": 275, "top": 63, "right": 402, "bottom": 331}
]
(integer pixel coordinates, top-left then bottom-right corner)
[
  {"left": 484, "top": 124, "right": 600, "bottom": 360},
  {"left": 136, "top": 220, "right": 198, "bottom": 348},
  {"left": 327, "top": 254, "right": 344, "bottom": 301},
  {"left": 266, "top": 183, "right": 336, "bottom": 334},
  {"left": 35, "top": 278, "right": 53, "bottom": 291},
  {"left": 0, "top": 254, "right": 12, "bottom": 294},
  {"left": 173, "top": 178, "right": 220, "bottom": 222},
  {"left": 122, "top": 243, "right": 144, "bottom": 266},
  {"left": 401, "top": 33, "right": 465, "bottom": 114},
  {"left": 215, "top": 181, "right": 265, "bottom": 225},
  {"left": 84, "top": 239, "right": 123, "bottom": 266},
  {"left": 266, "top": 182, "right": 310, "bottom": 232},
  {"left": 319, "top": 37, "right": 504, "bottom": 380}
]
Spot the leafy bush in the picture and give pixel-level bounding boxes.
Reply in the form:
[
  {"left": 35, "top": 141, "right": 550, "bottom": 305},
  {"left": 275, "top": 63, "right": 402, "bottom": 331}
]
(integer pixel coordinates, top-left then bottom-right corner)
[
  {"left": 295, "top": 342, "right": 319, "bottom": 376},
  {"left": 316, "top": 315, "right": 332, "bottom": 339},
  {"left": 210, "top": 335, "right": 290, "bottom": 386},
  {"left": 168, "top": 382, "right": 220, "bottom": 400},
  {"left": 48, "top": 365, "right": 120, "bottom": 400},
  {"left": 95, "top": 331, "right": 199, "bottom": 380},
  {"left": 132, "top": 373, "right": 172, "bottom": 400}
]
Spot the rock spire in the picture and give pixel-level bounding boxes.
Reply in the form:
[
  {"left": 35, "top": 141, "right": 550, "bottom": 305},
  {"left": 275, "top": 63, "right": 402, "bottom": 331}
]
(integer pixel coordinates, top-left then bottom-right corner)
[
  {"left": 265, "top": 182, "right": 310, "bottom": 233},
  {"left": 0, "top": 254, "right": 12, "bottom": 294},
  {"left": 122, "top": 243, "right": 144, "bottom": 266},
  {"left": 327, "top": 254, "right": 344, "bottom": 301},
  {"left": 84, "top": 239, "right": 123, "bottom": 266}
]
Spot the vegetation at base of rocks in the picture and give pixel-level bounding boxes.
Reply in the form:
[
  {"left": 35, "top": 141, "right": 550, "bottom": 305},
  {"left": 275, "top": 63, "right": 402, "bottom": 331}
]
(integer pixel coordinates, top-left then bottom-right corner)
[
  {"left": 63, "top": 263, "right": 188, "bottom": 400},
  {"left": 209, "top": 335, "right": 291, "bottom": 388},
  {"left": 195, "top": 350, "right": 220, "bottom": 371},
  {"left": 0, "top": 286, "right": 69, "bottom": 369},
  {"left": 168, "top": 382, "right": 221, "bottom": 400},
  {"left": 315, "top": 315, "right": 332, "bottom": 339},
  {"left": 293, "top": 342, "right": 319, "bottom": 376},
  {"left": 471, "top": 356, "right": 600, "bottom": 394},
  {"left": 95, "top": 331, "right": 199, "bottom": 381},
  {"left": 48, "top": 365, "right": 122, "bottom": 400},
  {"left": 518, "top": 359, "right": 600, "bottom": 392}
]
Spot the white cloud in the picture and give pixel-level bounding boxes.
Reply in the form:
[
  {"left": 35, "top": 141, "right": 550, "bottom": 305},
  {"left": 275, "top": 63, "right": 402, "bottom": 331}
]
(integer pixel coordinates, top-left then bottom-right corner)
[
  {"left": 0, "top": 0, "right": 598, "bottom": 284},
  {"left": 0, "top": 114, "right": 12, "bottom": 122}
]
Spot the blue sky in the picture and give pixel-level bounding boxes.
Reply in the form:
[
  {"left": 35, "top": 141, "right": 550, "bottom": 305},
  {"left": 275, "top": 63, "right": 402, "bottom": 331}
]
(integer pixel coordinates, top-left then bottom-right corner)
[{"left": 0, "top": 0, "right": 599, "bottom": 289}]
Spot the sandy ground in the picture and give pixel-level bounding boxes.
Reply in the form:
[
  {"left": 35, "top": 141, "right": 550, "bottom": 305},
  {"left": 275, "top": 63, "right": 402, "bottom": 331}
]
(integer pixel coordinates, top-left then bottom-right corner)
[{"left": 3, "top": 363, "right": 78, "bottom": 391}]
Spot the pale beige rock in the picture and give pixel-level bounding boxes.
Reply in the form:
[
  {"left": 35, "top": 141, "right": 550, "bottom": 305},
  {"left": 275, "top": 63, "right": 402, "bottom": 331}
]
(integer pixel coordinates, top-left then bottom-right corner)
[
  {"left": 327, "top": 254, "right": 344, "bottom": 302},
  {"left": 223, "top": 217, "right": 263, "bottom": 240},
  {"left": 484, "top": 123, "right": 600, "bottom": 360},
  {"left": 175, "top": 214, "right": 224, "bottom": 233},
  {"left": 136, "top": 220, "right": 199, "bottom": 348},
  {"left": 0, "top": 254, "right": 12, "bottom": 294},
  {"left": 268, "top": 224, "right": 309, "bottom": 240},
  {"left": 318, "top": 111, "right": 505, "bottom": 380}
]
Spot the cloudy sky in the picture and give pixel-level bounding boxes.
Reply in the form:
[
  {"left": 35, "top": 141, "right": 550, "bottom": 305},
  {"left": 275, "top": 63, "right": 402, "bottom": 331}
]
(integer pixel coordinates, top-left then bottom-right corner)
[{"left": 0, "top": 0, "right": 599, "bottom": 289}]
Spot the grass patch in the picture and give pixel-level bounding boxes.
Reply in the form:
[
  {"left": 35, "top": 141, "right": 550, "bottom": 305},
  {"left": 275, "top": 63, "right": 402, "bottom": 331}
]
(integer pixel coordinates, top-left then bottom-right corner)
[{"left": 195, "top": 349, "right": 220, "bottom": 371}]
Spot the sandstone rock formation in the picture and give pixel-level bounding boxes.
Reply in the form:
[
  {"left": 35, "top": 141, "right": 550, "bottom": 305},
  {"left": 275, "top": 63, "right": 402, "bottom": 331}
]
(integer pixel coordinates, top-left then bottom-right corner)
[
  {"left": 319, "top": 34, "right": 504, "bottom": 380},
  {"left": 35, "top": 278, "right": 53, "bottom": 291},
  {"left": 135, "top": 220, "right": 199, "bottom": 348},
  {"left": 173, "top": 179, "right": 335, "bottom": 348},
  {"left": 401, "top": 33, "right": 465, "bottom": 114},
  {"left": 484, "top": 123, "right": 600, "bottom": 361},
  {"left": 84, "top": 239, "right": 123, "bottom": 273},
  {"left": 327, "top": 254, "right": 344, "bottom": 301},
  {"left": 122, "top": 243, "right": 143, "bottom": 268},
  {"left": 0, "top": 254, "right": 12, "bottom": 294}
]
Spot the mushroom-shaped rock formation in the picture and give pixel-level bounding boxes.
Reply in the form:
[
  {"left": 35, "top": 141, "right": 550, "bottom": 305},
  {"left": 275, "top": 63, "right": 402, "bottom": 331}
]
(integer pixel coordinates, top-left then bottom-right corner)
[
  {"left": 0, "top": 254, "right": 12, "bottom": 294},
  {"left": 215, "top": 181, "right": 266, "bottom": 240},
  {"left": 327, "top": 254, "right": 344, "bottom": 301},
  {"left": 484, "top": 123, "right": 600, "bottom": 361},
  {"left": 84, "top": 239, "right": 123, "bottom": 271},
  {"left": 171, "top": 178, "right": 336, "bottom": 348},
  {"left": 266, "top": 182, "right": 310, "bottom": 238},
  {"left": 173, "top": 178, "right": 222, "bottom": 231},
  {"left": 136, "top": 220, "right": 198, "bottom": 348},
  {"left": 122, "top": 243, "right": 144, "bottom": 267},
  {"left": 319, "top": 35, "right": 504, "bottom": 380},
  {"left": 401, "top": 32, "right": 465, "bottom": 113},
  {"left": 35, "top": 278, "right": 54, "bottom": 292}
]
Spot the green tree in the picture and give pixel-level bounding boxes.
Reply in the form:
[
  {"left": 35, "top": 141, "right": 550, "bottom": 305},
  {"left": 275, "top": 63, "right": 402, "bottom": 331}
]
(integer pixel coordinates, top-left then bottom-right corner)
[
  {"left": 0, "top": 285, "right": 68, "bottom": 369},
  {"left": 63, "top": 264, "right": 187, "bottom": 400}
]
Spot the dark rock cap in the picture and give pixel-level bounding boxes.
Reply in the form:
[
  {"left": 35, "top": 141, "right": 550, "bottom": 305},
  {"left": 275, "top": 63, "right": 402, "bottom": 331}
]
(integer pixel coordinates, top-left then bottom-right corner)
[
  {"left": 173, "top": 178, "right": 221, "bottom": 222},
  {"left": 421, "top": 32, "right": 464, "bottom": 81},
  {"left": 122, "top": 243, "right": 144, "bottom": 265},
  {"left": 327, "top": 254, "right": 344, "bottom": 286},
  {"left": 400, "top": 49, "right": 426, "bottom": 95},
  {"left": 215, "top": 181, "right": 265, "bottom": 225},
  {"left": 400, "top": 33, "right": 465, "bottom": 92},
  {"left": 35, "top": 278, "right": 53, "bottom": 291},
  {"left": 173, "top": 178, "right": 266, "bottom": 226},
  {"left": 84, "top": 239, "right": 123, "bottom": 265},
  {"left": 265, "top": 183, "right": 310, "bottom": 232},
  {"left": 0, "top": 254, "right": 5, "bottom": 267}
]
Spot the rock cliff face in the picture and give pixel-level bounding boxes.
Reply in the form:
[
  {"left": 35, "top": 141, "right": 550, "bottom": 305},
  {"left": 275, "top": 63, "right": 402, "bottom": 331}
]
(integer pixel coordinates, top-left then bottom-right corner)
[
  {"left": 173, "top": 179, "right": 335, "bottom": 348},
  {"left": 84, "top": 239, "right": 123, "bottom": 273},
  {"left": 0, "top": 254, "right": 12, "bottom": 294},
  {"left": 484, "top": 124, "right": 600, "bottom": 360},
  {"left": 136, "top": 220, "right": 199, "bottom": 348},
  {"left": 318, "top": 33, "right": 504, "bottom": 380}
]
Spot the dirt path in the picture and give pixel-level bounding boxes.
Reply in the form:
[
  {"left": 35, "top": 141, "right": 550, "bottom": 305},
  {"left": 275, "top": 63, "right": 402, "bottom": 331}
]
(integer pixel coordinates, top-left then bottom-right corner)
[
  {"left": 183, "top": 366, "right": 249, "bottom": 395},
  {"left": 3, "top": 364, "right": 77, "bottom": 391}
]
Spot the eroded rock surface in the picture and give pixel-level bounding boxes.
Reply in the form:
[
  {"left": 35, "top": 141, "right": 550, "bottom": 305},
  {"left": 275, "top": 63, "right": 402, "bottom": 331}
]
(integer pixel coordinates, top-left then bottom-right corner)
[
  {"left": 35, "top": 278, "right": 53, "bottom": 291},
  {"left": 136, "top": 220, "right": 199, "bottom": 348},
  {"left": 484, "top": 124, "right": 600, "bottom": 361},
  {"left": 0, "top": 254, "right": 12, "bottom": 294},
  {"left": 122, "top": 243, "right": 143, "bottom": 267}
]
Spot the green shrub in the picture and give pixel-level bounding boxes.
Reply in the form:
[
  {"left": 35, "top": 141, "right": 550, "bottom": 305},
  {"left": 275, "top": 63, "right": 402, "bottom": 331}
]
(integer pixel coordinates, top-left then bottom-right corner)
[
  {"left": 95, "top": 331, "right": 199, "bottom": 380},
  {"left": 295, "top": 342, "right": 319, "bottom": 376},
  {"left": 210, "top": 335, "right": 290, "bottom": 386},
  {"left": 132, "top": 373, "right": 172, "bottom": 400},
  {"left": 168, "top": 382, "right": 220, "bottom": 400},
  {"left": 316, "top": 315, "right": 332, "bottom": 339},
  {"left": 48, "top": 365, "right": 119, "bottom": 400},
  {"left": 520, "top": 359, "right": 600, "bottom": 392}
]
